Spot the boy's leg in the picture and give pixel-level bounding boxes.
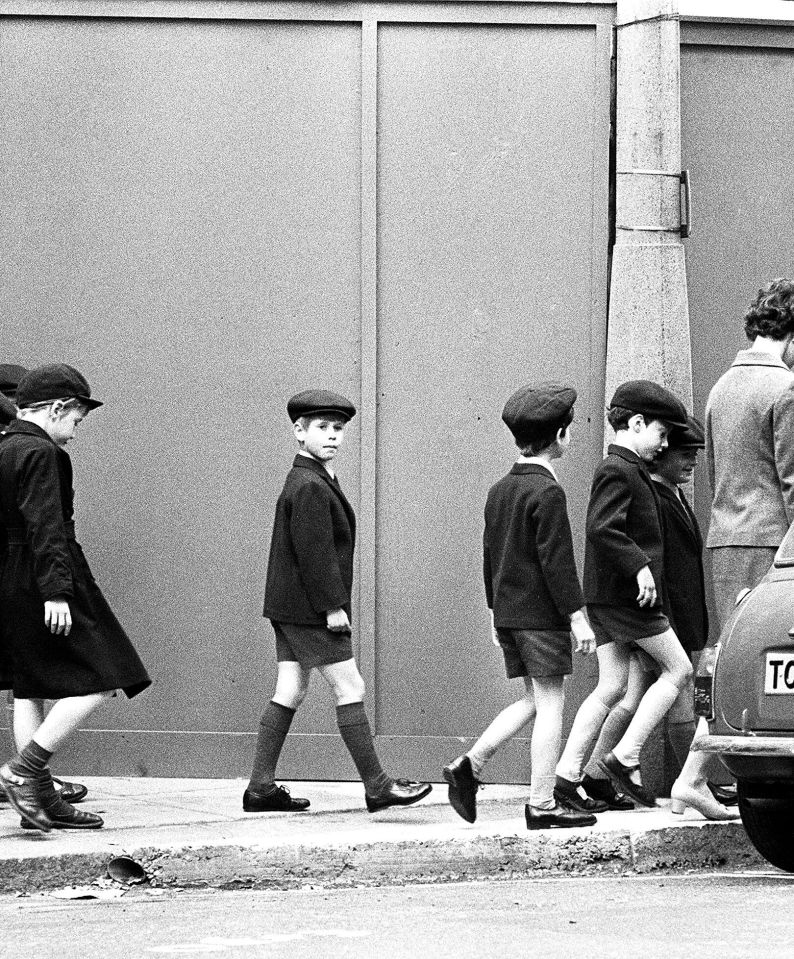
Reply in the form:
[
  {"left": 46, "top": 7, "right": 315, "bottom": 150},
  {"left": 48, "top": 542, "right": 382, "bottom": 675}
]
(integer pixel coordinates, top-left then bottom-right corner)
[
  {"left": 555, "top": 642, "right": 631, "bottom": 810},
  {"left": 1, "top": 691, "right": 111, "bottom": 831},
  {"left": 582, "top": 654, "right": 653, "bottom": 800},
  {"left": 601, "top": 630, "right": 691, "bottom": 805},
  {"left": 526, "top": 675, "right": 597, "bottom": 829},
  {"left": 11, "top": 697, "right": 89, "bottom": 805},
  {"left": 445, "top": 684, "right": 537, "bottom": 823},
  {"left": 467, "top": 691, "right": 536, "bottom": 778},
  {"left": 319, "top": 659, "right": 431, "bottom": 812},
  {"left": 245, "top": 660, "right": 311, "bottom": 812},
  {"left": 528, "top": 675, "right": 563, "bottom": 809}
]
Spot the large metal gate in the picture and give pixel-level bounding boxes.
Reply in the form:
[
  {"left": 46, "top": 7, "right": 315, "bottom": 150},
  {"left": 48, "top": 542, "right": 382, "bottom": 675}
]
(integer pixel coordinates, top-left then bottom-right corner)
[{"left": 0, "top": 1, "right": 612, "bottom": 780}]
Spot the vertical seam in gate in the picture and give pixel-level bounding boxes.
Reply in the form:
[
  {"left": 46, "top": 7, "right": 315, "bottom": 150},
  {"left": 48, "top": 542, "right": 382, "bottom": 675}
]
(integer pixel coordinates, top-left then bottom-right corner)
[{"left": 359, "top": 18, "right": 379, "bottom": 731}]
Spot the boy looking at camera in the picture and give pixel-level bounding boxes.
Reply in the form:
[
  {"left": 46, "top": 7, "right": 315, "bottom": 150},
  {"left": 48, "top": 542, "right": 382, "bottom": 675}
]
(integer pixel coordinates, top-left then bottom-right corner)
[
  {"left": 443, "top": 384, "right": 598, "bottom": 830},
  {"left": 245, "top": 389, "right": 431, "bottom": 814}
]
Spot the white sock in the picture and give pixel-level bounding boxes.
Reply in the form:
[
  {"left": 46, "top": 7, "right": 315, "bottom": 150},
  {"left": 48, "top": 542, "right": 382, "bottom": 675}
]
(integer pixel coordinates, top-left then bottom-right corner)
[
  {"left": 556, "top": 695, "right": 611, "bottom": 782},
  {"left": 613, "top": 677, "right": 680, "bottom": 769}
]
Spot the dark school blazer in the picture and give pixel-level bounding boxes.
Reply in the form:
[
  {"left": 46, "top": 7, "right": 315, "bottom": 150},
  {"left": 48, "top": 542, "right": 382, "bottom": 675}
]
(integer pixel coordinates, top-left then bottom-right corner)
[
  {"left": 655, "top": 482, "right": 709, "bottom": 653},
  {"left": 0, "top": 420, "right": 151, "bottom": 700},
  {"left": 583, "top": 445, "right": 666, "bottom": 609},
  {"left": 483, "top": 463, "right": 585, "bottom": 630},
  {"left": 263, "top": 454, "right": 356, "bottom": 626}
]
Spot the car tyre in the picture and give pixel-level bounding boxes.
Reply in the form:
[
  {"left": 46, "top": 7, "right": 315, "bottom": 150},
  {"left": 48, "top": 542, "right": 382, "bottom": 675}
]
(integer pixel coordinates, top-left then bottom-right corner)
[{"left": 737, "top": 779, "right": 794, "bottom": 873}]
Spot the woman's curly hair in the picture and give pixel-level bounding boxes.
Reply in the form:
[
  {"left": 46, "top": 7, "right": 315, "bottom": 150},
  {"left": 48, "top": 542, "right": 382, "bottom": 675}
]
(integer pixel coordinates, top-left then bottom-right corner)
[{"left": 744, "top": 278, "right": 794, "bottom": 341}]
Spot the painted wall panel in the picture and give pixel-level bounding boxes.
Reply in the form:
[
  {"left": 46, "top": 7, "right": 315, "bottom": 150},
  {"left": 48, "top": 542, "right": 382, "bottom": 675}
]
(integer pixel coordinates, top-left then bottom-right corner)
[
  {"left": 681, "top": 39, "right": 794, "bottom": 625},
  {"left": 375, "top": 24, "right": 608, "bottom": 767},
  {"left": 1, "top": 16, "right": 362, "bottom": 759}
]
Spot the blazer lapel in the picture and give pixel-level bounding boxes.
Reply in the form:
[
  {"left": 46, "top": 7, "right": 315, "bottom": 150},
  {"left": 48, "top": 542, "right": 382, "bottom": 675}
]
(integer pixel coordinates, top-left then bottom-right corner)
[{"left": 293, "top": 455, "right": 356, "bottom": 530}]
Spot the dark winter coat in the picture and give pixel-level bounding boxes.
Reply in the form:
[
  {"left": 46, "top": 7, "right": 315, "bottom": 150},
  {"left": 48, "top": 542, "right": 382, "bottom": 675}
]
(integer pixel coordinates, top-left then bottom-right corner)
[
  {"left": 655, "top": 482, "right": 709, "bottom": 653},
  {"left": 0, "top": 420, "right": 151, "bottom": 699},
  {"left": 263, "top": 454, "right": 356, "bottom": 625},
  {"left": 483, "top": 463, "right": 584, "bottom": 629},
  {"left": 583, "top": 445, "right": 666, "bottom": 609}
]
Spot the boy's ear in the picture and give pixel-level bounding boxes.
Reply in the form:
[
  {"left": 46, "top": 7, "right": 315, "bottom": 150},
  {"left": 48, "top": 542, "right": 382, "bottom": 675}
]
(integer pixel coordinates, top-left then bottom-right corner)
[
  {"left": 293, "top": 420, "right": 306, "bottom": 442},
  {"left": 628, "top": 413, "right": 646, "bottom": 432}
]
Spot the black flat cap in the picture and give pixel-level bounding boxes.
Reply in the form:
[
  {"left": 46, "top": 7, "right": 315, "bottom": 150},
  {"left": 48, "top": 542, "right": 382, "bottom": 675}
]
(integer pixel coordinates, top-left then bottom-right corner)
[
  {"left": 609, "top": 380, "right": 687, "bottom": 427},
  {"left": 287, "top": 389, "right": 356, "bottom": 423},
  {"left": 669, "top": 414, "right": 705, "bottom": 449},
  {"left": 502, "top": 383, "right": 577, "bottom": 438},
  {"left": 0, "top": 363, "right": 28, "bottom": 398},
  {"left": 16, "top": 363, "right": 103, "bottom": 410}
]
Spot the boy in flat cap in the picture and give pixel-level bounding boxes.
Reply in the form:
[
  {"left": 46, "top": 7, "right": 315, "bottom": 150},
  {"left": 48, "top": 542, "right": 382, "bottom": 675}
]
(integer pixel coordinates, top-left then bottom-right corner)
[
  {"left": 443, "top": 384, "right": 598, "bottom": 829},
  {"left": 555, "top": 380, "right": 693, "bottom": 809},
  {"left": 0, "top": 363, "right": 88, "bottom": 809},
  {"left": 580, "top": 415, "right": 736, "bottom": 819},
  {"left": 245, "top": 389, "right": 431, "bottom": 813},
  {"left": 0, "top": 364, "right": 151, "bottom": 831}
]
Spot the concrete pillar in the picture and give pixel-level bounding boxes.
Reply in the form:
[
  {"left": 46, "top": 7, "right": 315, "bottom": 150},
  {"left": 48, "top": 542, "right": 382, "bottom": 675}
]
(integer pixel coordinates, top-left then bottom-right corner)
[{"left": 606, "top": 0, "right": 692, "bottom": 419}]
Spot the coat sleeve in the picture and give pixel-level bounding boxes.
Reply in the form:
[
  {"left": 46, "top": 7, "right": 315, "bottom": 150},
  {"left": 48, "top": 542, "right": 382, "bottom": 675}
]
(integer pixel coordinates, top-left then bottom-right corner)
[
  {"left": 289, "top": 481, "right": 350, "bottom": 614},
  {"left": 772, "top": 387, "right": 794, "bottom": 525},
  {"left": 483, "top": 514, "right": 494, "bottom": 609},
  {"left": 15, "top": 444, "right": 74, "bottom": 601},
  {"left": 534, "top": 485, "right": 585, "bottom": 618},
  {"left": 586, "top": 464, "right": 650, "bottom": 579}
]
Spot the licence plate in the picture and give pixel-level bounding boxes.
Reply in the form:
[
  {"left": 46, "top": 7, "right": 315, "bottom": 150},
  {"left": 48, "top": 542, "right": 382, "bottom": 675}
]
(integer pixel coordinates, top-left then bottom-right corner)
[{"left": 764, "top": 652, "right": 794, "bottom": 694}]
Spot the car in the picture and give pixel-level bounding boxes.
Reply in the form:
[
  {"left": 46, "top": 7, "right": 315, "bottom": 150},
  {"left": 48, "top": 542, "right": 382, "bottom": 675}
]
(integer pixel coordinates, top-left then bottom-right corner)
[{"left": 694, "top": 524, "right": 794, "bottom": 872}]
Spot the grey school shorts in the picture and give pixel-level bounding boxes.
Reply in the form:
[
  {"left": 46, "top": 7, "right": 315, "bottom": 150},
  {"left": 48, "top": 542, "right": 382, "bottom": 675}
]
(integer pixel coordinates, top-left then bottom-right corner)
[
  {"left": 496, "top": 628, "right": 572, "bottom": 679},
  {"left": 272, "top": 621, "right": 354, "bottom": 669}
]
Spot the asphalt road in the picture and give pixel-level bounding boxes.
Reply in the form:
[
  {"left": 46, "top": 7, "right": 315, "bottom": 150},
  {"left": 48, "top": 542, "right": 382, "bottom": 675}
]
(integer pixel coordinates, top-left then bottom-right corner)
[{"left": 1, "top": 872, "right": 791, "bottom": 959}]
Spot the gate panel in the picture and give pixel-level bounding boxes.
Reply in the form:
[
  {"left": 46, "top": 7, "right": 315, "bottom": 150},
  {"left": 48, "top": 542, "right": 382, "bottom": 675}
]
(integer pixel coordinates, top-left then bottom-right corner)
[{"left": 374, "top": 22, "right": 610, "bottom": 778}]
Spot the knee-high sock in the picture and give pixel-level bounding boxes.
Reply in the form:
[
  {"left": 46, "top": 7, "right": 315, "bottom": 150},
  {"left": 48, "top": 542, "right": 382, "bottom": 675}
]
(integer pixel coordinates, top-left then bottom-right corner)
[
  {"left": 613, "top": 678, "right": 679, "bottom": 769},
  {"left": 528, "top": 705, "right": 562, "bottom": 809},
  {"left": 583, "top": 705, "right": 635, "bottom": 780},
  {"left": 336, "top": 702, "right": 391, "bottom": 795},
  {"left": 8, "top": 739, "right": 52, "bottom": 780},
  {"left": 556, "top": 695, "right": 611, "bottom": 782},
  {"left": 467, "top": 698, "right": 535, "bottom": 777},
  {"left": 248, "top": 701, "right": 296, "bottom": 791},
  {"left": 666, "top": 719, "right": 696, "bottom": 772}
]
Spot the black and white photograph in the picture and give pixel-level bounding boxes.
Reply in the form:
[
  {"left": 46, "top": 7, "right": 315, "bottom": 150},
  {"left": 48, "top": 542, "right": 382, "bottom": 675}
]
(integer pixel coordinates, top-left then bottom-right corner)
[{"left": 1, "top": 0, "right": 793, "bottom": 956}]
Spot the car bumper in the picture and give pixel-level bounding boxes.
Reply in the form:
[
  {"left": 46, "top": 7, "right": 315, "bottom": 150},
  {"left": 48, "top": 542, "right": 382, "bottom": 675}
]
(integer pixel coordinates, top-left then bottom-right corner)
[{"left": 692, "top": 734, "right": 794, "bottom": 781}]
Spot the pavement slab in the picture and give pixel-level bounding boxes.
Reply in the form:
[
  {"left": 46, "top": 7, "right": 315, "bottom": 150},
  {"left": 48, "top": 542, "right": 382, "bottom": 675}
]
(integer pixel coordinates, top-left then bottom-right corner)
[{"left": 0, "top": 777, "right": 764, "bottom": 894}]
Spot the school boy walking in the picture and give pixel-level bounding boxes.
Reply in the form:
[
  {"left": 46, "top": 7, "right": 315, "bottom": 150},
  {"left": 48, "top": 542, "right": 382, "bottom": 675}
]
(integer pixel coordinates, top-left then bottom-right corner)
[
  {"left": 443, "top": 385, "right": 598, "bottom": 829},
  {"left": 245, "top": 389, "right": 431, "bottom": 813},
  {"left": 0, "top": 364, "right": 151, "bottom": 831},
  {"left": 580, "top": 415, "right": 737, "bottom": 819},
  {"left": 555, "top": 380, "right": 693, "bottom": 809}
]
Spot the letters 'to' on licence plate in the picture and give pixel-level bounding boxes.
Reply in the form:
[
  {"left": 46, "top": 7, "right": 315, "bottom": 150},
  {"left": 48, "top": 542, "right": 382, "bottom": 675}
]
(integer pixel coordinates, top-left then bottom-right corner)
[{"left": 764, "top": 652, "right": 794, "bottom": 694}]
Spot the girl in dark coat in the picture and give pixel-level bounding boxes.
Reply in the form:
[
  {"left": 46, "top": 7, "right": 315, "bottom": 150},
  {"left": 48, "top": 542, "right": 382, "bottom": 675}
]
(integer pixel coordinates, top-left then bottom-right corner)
[{"left": 0, "top": 364, "right": 150, "bottom": 832}]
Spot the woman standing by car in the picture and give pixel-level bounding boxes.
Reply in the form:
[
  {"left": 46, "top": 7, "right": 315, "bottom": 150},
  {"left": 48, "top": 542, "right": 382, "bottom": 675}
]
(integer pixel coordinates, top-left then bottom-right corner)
[{"left": 706, "top": 278, "right": 794, "bottom": 627}]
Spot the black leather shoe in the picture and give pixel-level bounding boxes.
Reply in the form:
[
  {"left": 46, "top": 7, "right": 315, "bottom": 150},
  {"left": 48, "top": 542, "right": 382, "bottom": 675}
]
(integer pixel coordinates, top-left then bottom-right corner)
[
  {"left": 0, "top": 765, "right": 52, "bottom": 832},
  {"left": 554, "top": 775, "right": 608, "bottom": 813},
  {"left": 53, "top": 777, "right": 89, "bottom": 804},
  {"left": 21, "top": 803, "right": 103, "bottom": 830},
  {"left": 582, "top": 774, "right": 634, "bottom": 811},
  {"left": 525, "top": 801, "right": 597, "bottom": 830},
  {"left": 243, "top": 785, "right": 310, "bottom": 812},
  {"left": 365, "top": 778, "right": 432, "bottom": 813},
  {"left": 443, "top": 755, "right": 481, "bottom": 823},
  {"left": 707, "top": 782, "right": 738, "bottom": 806},
  {"left": 598, "top": 752, "right": 656, "bottom": 808}
]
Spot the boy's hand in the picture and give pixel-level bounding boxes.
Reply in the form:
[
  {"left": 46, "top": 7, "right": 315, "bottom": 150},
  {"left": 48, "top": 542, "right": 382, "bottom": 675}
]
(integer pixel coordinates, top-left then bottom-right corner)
[
  {"left": 489, "top": 610, "right": 501, "bottom": 647},
  {"left": 570, "top": 610, "right": 596, "bottom": 655},
  {"left": 44, "top": 598, "right": 72, "bottom": 636},
  {"left": 636, "top": 566, "right": 657, "bottom": 608},
  {"left": 326, "top": 608, "right": 352, "bottom": 634}
]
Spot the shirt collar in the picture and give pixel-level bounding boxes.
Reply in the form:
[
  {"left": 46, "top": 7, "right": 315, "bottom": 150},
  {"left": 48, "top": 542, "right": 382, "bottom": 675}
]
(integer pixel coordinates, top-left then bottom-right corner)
[
  {"left": 514, "top": 457, "right": 558, "bottom": 481},
  {"left": 731, "top": 348, "right": 791, "bottom": 371}
]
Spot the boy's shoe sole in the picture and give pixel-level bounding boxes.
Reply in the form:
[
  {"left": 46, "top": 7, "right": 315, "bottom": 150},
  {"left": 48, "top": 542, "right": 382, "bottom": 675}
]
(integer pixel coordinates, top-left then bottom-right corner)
[{"left": 443, "top": 755, "right": 480, "bottom": 823}]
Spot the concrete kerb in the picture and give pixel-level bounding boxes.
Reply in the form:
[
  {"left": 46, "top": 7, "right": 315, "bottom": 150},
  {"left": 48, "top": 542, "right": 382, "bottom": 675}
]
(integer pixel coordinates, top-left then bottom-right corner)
[{"left": 0, "top": 823, "right": 762, "bottom": 895}]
